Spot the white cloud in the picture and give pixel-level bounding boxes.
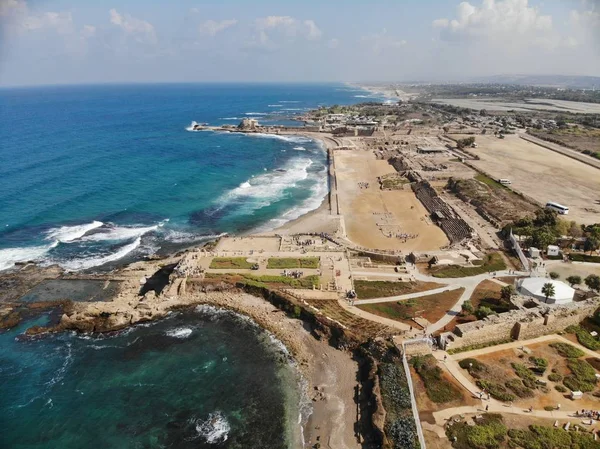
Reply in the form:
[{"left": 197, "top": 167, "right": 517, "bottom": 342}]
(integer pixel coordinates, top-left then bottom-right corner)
[
  {"left": 22, "top": 11, "right": 73, "bottom": 34},
  {"left": 81, "top": 24, "right": 96, "bottom": 38},
  {"left": 198, "top": 19, "right": 237, "bottom": 37},
  {"left": 434, "top": 0, "right": 553, "bottom": 40},
  {"left": 254, "top": 15, "right": 322, "bottom": 46},
  {"left": 0, "top": 0, "right": 26, "bottom": 17},
  {"left": 109, "top": 8, "right": 156, "bottom": 44},
  {"left": 362, "top": 29, "right": 407, "bottom": 54}
]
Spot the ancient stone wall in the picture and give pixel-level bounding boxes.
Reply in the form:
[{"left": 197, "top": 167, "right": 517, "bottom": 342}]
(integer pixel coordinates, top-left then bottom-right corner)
[{"left": 445, "top": 298, "right": 600, "bottom": 351}]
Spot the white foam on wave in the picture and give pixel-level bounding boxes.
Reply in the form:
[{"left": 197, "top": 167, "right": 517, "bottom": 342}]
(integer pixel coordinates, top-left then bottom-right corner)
[
  {"left": 293, "top": 146, "right": 306, "bottom": 151},
  {"left": 82, "top": 224, "right": 158, "bottom": 242},
  {"left": 244, "top": 112, "right": 267, "bottom": 116},
  {"left": 163, "top": 231, "right": 226, "bottom": 244},
  {"left": 278, "top": 100, "right": 300, "bottom": 103},
  {"left": 216, "top": 158, "right": 314, "bottom": 212},
  {"left": 60, "top": 236, "right": 142, "bottom": 272},
  {"left": 194, "top": 411, "right": 230, "bottom": 444},
  {"left": 186, "top": 121, "right": 198, "bottom": 131},
  {"left": 0, "top": 241, "right": 58, "bottom": 272},
  {"left": 165, "top": 327, "right": 193, "bottom": 339},
  {"left": 268, "top": 104, "right": 284, "bottom": 107},
  {"left": 219, "top": 117, "right": 242, "bottom": 121},
  {"left": 247, "top": 133, "right": 311, "bottom": 144},
  {"left": 45, "top": 221, "right": 104, "bottom": 243}
]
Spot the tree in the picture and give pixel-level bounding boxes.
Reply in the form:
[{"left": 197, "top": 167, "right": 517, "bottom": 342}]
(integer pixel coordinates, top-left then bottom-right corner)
[
  {"left": 584, "top": 237, "right": 599, "bottom": 255},
  {"left": 461, "top": 300, "right": 474, "bottom": 316},
  {"left": 500, "top": 285, "right": 516, "bottom": 301},
  {"left": 475, "top": 306, "right": 495, "bottom": 320},
  {"left": 568, "top": 221, "right": 583, "bottom": 239},
  {"left": 566, "top": 275, "right": 582, "bottom": 287},
  {"left": 530, "top": 228, "right": 556, "bottom": 250},
  {"left": 541, "top": 282, "right": 556, "bottom": 304},
  {"left": 549, "top": 272, "right": 560, "bottom": 280},
  {"left": 585, "top": 275, "right": 600, "bottom": 293}
]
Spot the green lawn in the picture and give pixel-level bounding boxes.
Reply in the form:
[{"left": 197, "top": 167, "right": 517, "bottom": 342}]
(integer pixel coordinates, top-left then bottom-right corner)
[
  {"left": 475, "top": 174, "right": 505, "bottom": 189},
  {"left": 430, "top": 252, "right": 507, "bottom": 278},
  {"left": 266, "top": 257, "right": 320, "bottom": 269},
  {"left": 209, "top": 257, "right": 254, "bottom": 269}
]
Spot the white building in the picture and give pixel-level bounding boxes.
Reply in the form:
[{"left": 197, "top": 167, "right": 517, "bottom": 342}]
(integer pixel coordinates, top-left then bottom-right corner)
[
  {"left": 547, "top": 245, "right": 560, "bottom": 257},
  {"left": 517, "top": 278, "right": 575, "bottom": 305}
]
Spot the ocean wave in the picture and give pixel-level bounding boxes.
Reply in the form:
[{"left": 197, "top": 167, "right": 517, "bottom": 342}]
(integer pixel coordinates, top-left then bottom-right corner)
[
  {"left": 268, "top": 104, "right": 283, "bottom": 107},
  {"left": 246, "top": 133, "right": 311, "bottom": 144},
  {"left": 45, "top": 221, "right": 104, "bottom": 243},
  {"left": 163, "top": 230, "right": 226, "bottom": 244},
  {"left": 186, "top": 121, "right": 199, "bottom": 131},
  {"left": 278, "top": 100, "right": 300, "bottom": 103},
  {"left": 194, "top": 411, "right": 230, "bottom": 444},
  {"left": 219, "top": 117, "right": 242, "bottom": 121},
  {"left": 0, "top": 241, "right": 58, "bottom": 272},
  {"left": 216, "top": 158, "right": 314, "bottom": 212},
  {"left": 244, "top": 112, "right": 267, "bottom": 116},
  {"left": 165, "top": 327, "right": 193, "bottom": 339},
  {"left": 60, "top": 236, "right": 142, "bottom": 272},
  {"left": 81, "top": 224, "right": 159, "bottom": 242},
  {"left": 293, "top": 146, "right": 306, "bottom": 151}
]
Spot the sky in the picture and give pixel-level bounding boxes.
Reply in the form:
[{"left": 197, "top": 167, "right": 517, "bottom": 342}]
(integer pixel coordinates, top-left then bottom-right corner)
[{"left": 0, "top": 0, "right": 599, "bottom": 86}]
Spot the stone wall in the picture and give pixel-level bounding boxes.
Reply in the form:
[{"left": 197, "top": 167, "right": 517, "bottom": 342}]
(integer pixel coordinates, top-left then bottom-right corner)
[{"left": 443, "top": 298, "right": 600, "bottom": 351}]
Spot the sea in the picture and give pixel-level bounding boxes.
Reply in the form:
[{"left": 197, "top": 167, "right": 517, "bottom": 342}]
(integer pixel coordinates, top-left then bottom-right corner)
[
  {"left": 0, "top": 83, "right": 384, "bottom": 448},
  {"left": 0, "top": 83, "right": 381, "bottom": 272}
]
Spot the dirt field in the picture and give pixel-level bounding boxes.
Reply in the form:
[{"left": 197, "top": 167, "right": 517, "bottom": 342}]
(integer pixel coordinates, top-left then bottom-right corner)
[
  {"left": 432, "top": 98, "right": 600, "bottom": 114},
  {"left": 463, "top": 341, "right": 600, "bottom": 411},
  {"left": 466, "top": 135, "right": 600, "bottom": 224},
  {"left": 546, "top": 262, "right": 600, "bottom": 281},
  {"left": 334, "top": 149, "right": 449, "bottom": 251}
]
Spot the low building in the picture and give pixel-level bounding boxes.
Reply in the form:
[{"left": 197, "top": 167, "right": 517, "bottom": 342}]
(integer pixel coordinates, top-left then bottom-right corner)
[
  {"left": 547, "top": 245, "right": 560, "bottom": 257},
  {"left": 517, "top": 278, "right": 575, "bottom": 305}
]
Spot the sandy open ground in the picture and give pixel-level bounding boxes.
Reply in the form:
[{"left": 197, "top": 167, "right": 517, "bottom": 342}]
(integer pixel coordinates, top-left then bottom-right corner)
[
  {"left": 334, "top": 149, "right": 449, "bottom": 251},
  {"left": 468, "top": 135, "right": 600, "bottom": 225},
  {"left": 432, "top": 98, "right": 600, "bottom": 114}
]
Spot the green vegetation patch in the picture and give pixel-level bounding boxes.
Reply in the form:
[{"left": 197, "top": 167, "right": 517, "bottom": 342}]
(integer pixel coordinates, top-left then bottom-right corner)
[
  {"left": 266, "top": 257, "right": 320, "bottom": 269},
  {"left": 563, "top": 359, "right": 598, "bottom": 393},
  {"left": 569, "top": 253, "right": 600, "bottom": 263},
  {"left": 431, "top": 252, "right": 506, "bottom": 278},
  {"left": 411, "top": 355, "right": 462, "bottom": 404},
  {"left": 550, "top": 342, "right": 585, "bottom": 359},
  {"left": 505, "top": 379, "right": 535, "bottom": 398},
  {"left": 566, "top": 325, "right": 600, "bottom": 351},
  {"left": 447, "top": 414, "right": 507, "bottom": 449},
  {"left": 209, "top": 257, "right": 254, "bottom": 269},
  {"left": 476, "top": 380, "right": 516, "bottom": 402},
  {"left": 508, "top": 425, "right": 600, "bottom": 449},
  {"left": 240, "top": 274, "right": 320, "bottom": 289},
  {"left": 512, "top": 362, "right": 539, "bottom": 389},
  {"left": 447, "top": 339, "right": 513, "bottom": 355},
  {"left": 353, "top": 280, "right": 438, "bottom": 300},
  {"left": 475, "top": 174, "right": 505, "bottom": 190}
]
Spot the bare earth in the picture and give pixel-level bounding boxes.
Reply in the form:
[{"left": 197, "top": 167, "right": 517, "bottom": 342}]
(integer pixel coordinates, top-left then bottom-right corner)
[
  {"left": 467, "top": 134, "right": 600, "bottom": 224},
  {"left": 334, "top": 149, "right": 448, "bottom": 251}
]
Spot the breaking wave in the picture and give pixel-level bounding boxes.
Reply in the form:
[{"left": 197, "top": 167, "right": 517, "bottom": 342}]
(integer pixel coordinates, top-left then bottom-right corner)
[
  {"left": 45, "top": 221, "right": 103, "bottom": 243},
  {"left": 165, "top": 327, "right": 193, "bottom": 339},
  {"left": 59, "top": 236, "right": 142, "bottom": 272},
  {"left": 81, "top": 224, "right": 159, "bottom": 242},
  {"left": 247, "top": 133, "right": 311, "bottom": 144},
  {"left": 244, "top": 112, "right": 267, "bottom": 116},
  {"left": 0, "top": 242, "right": 58, "bottom": 271},
  {"left": 193, "top": 411, "right": 230, "bottom": 444}
]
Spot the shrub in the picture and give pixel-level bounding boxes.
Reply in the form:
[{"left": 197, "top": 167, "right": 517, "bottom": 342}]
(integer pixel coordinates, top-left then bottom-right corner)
[
  {"left": 459, "top": 358, "right": 488, "bottom": 378},
  {"left": 550, "top": 342, "right": 585, "bottom": 358},
  {"left": 512, "top": 363, "right": 539, "bottom": 388},
  {"left": 411, "top": 355, "right": 462, "bottom": 403},
  {"left": 466, "top": 422, "right": 507, "bottom": 449},
  {"left": 209, "top": 257, "right": 253, "bottom": 269},
  {"left": 549, "top": 271, "right": 560, "bottom": 280},
  {"left": 548, "top": 373, "right": 563, "bottom": 382},
  {"left": 529, "top": 356, "right": 548, "bottom": 374},
  {"left": 505, "top": 379, "right": 534, "bottom": 398},
  {"left": 386, "top": 417, "right": 418, "bottom": 449},
  {"left": 565, "top": 325, "right": 600, "bottom": 350},
  {"left": 266, "top": 257, "right": 320, "bottom": 269},
  {"left": 508, "top": 424, "right": 596, "bottom": 449},
  {"left": 555, "top": 385, "right": 567, "bottom": 393},
  {"left": 476, "top": 380, "right": 516, "bottom": 402},
  {"left": 567, "top": 359, "right": 597, "bottom": 383}
]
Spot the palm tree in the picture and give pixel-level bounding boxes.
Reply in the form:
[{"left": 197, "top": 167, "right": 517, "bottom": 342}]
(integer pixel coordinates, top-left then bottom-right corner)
[{"left": 541, "top": 282, "right": 556, "bottom": 304}]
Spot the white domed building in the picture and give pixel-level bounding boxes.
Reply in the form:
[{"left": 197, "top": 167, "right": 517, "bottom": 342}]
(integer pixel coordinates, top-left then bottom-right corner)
[{"left": 517, "top": 278, "right": 575, "bottom": 305}]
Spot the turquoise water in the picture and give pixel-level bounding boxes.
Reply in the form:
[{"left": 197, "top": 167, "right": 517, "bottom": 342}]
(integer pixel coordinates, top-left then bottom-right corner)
[
  {"left": 0, "top": 83, "right": 380, "bottom": 272},
  {"left": 0, "top": 307, "right": 304, "bottom": 448}
]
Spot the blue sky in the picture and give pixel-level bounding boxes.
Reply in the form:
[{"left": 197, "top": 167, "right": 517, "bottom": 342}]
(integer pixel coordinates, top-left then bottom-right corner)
[{"left": 0, "top": 0, "right": 598, "bottom": 86}]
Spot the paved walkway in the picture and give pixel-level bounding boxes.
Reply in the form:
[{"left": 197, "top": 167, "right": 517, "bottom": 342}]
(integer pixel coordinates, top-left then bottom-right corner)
[{"left": 353, "top": 285, "right": 461, "bottom": 305}]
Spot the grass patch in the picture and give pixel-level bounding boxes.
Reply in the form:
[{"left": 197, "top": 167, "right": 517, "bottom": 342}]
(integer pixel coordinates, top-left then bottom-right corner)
[
  {"left": 512, "top": 363, "right": 539, "bottom": 389},
  {"left": 430, "top": 252, "right": 506, "bottom": 278},
  {"left": 475, "top": 174, "right": 505, "bottom": 190},
  {"left": 569, "top": 253, "right": 600, "bottom": 263},
  {"left": 566, "top": 325, "right": 600, "bottom": 351},
  {"left": 563, "top": 359, "right": 597, "bottom": 392},
  {"left": 505, "top": 379, "right": 535, "bottom": 398},
  {"left": 550, "top": 342, "right": 585, "bottom": 359},
  {"left": 266, "top": 257, "right": 319, "bottom": 269},
  {"left": 205, "top": 273, "right": 319, "bottom": 289},
  {"left": 446, "top": 414, "right": 507, "bottom": 449},
  {"left": 476, "top": 380, "right": 516, "bottom": 402},
  {"left": 209, "top": 257, "right": 253, "bottom": 269},
  {"left": 353, "top": 280, "right": 442, "bottom": 300},
  {"left": 411, "top": 355, "right": 462, "bottom": 404},
  {"left": 447, "top": 339, "right": 513, "bottom": 355},
  {"left": 508, "top": 425, "right": 599, "bottom": 449},
  {"left": 357, "top": 288, "right": 464, "bottom": 325}
]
